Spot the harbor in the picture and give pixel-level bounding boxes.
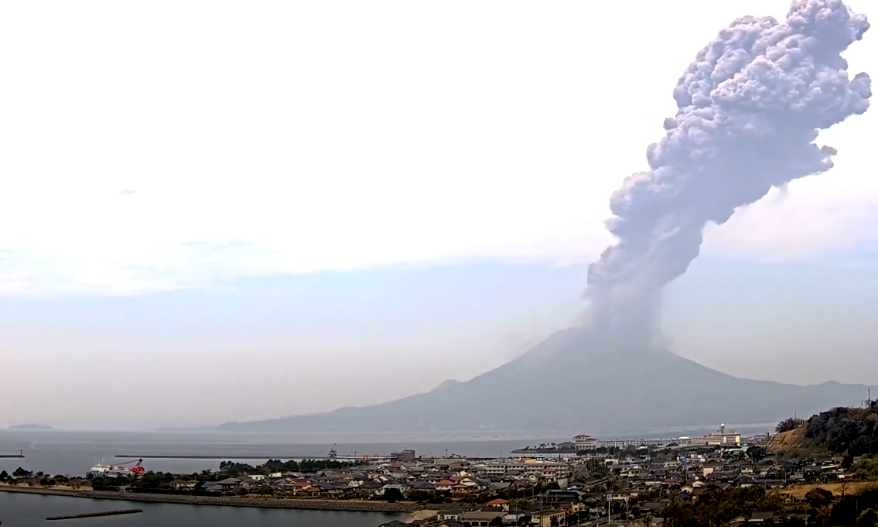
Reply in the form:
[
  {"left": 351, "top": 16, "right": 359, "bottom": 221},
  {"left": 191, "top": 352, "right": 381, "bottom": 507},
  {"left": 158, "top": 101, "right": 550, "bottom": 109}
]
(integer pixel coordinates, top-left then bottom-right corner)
[
  {"left": 113, "top": 444, "right": 408, "bottom": 464},
  {"left": 512, "top": 427, "right": 746, "bottom": 454},
  {"left": 0, "top": 491, "right": 399, "bottom": 527}
]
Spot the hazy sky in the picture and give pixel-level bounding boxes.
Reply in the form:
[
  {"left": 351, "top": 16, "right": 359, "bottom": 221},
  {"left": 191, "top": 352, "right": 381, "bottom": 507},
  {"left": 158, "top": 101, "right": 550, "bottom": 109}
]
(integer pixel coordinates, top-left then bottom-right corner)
[{"left": 1, "top": 1, "right": 876, "bottom": 429}]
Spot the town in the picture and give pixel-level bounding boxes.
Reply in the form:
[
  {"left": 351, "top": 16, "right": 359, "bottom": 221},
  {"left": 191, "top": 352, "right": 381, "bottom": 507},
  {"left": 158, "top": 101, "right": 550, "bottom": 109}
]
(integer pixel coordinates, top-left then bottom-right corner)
[{"left": 5, "top": 415, "right": 878, "bottom": 527}]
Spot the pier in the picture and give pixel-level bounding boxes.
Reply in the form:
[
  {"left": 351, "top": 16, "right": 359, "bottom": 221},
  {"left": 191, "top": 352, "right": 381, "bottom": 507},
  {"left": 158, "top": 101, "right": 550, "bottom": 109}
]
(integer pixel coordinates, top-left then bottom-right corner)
[
  {"left": 0, "top": 450, "right": 24, "bottom": 459},
  {"left": 116, "top": 455, "right": 285, "bottom": 460},
  {"left": 597, "top": 438, "right": 686, "bottom": 448},
  {"left": 46, "top": 509, "right": 143, "bottom": 520},
  {"left": 115, "top": 453, "right": 395, "bottom": 462}
]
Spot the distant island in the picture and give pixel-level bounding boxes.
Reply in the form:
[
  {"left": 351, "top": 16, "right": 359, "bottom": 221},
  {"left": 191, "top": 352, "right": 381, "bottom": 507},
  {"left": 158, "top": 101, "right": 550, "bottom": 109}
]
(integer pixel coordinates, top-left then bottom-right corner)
[{"left": 9, "top": 424, "right": 53, "bottom": 430}]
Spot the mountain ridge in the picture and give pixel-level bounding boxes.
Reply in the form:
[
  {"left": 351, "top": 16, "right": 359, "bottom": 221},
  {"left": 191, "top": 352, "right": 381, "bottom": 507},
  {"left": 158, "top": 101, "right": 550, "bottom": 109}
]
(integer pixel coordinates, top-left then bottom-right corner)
[{"left": 219, "top": 328, "right": 866, "bottom": 434}]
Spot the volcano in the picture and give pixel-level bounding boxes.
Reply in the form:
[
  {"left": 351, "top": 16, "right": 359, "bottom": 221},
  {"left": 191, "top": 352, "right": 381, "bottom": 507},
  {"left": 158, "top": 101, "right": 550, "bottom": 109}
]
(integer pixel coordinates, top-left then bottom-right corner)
[{"left": 218, "top": 329, "right": 865, "bottom": 434}]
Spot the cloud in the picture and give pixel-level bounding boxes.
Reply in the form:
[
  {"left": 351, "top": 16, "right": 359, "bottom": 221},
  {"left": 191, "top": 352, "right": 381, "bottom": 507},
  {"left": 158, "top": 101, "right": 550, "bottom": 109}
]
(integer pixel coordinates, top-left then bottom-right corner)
[{"left": 0, "top": 0, "right": 875, "bottom": 296}]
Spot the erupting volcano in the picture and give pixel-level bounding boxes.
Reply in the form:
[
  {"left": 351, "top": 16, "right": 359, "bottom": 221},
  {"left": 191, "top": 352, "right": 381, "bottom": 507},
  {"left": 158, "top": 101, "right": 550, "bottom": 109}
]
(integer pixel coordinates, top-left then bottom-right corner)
[{"left": 221, "top": 0, "right": 873, "bottom": 434}]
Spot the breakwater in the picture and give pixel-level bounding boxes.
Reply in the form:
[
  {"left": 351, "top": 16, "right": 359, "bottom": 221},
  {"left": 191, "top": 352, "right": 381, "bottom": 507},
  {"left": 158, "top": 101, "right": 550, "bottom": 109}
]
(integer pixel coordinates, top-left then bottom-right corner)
[
  {"left": 0, "top": 486, "right": 447, "bottom": 513},
  {"left": 115, "top": 455, "right": 298, "bottom": 460},
  {"left": 46, "top": 509, "right": 142, "bottom": 520},
  {"left": 86, "top": 491, "right": 423, "bottom": 512},
  {"left": 0, "top": 487, "right": 85, "bottom": 497}
]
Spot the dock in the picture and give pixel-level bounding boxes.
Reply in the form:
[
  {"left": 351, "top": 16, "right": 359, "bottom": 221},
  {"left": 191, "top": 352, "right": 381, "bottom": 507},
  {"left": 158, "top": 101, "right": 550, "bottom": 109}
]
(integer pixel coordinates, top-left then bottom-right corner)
[
  {"left": 117, "top": 455, "right": 278, "bottom": 460},
  {"left": 115, "top": 453, "right": 395, "bottom": 462},
  {"left": 46, "top": 509, "right": 142, "bottom": 520},
  {"left": 597, "top": 438, "right": 686, "bottom": 447}
]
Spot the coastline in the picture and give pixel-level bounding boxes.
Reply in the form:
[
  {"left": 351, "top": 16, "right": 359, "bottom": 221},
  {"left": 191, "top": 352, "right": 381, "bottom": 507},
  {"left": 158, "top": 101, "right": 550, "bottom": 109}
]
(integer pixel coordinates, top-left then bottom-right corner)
[{"left": 0, "top": 485, "right": 439, "bottom": 513}]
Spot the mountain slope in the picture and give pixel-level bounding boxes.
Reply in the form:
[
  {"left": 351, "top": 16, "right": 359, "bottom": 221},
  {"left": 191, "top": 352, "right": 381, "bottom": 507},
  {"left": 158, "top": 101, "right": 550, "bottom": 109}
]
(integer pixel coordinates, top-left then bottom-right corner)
[{"left": 219, "top": 328, "right": 866, "bottom": 434}]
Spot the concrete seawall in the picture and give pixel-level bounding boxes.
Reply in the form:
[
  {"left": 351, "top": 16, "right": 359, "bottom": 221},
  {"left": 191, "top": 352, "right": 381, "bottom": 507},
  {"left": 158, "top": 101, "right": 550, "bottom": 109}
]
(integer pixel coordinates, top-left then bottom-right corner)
[
  {"left": 47, "top": 509, "right": 143, "bottom": 521},
  {"left": 0, "top": 486, "right": 449, "bottom": 513},
  {"left": 0, "top": 487, "right": 86, "bottom": 497},
  {"left": 87, "top": 491, "right": 425, "bottom": 512}
]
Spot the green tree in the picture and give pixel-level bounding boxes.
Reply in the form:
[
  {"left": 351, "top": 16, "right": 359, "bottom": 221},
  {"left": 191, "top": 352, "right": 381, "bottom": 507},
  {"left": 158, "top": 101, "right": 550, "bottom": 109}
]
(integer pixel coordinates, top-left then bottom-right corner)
[
  {"left": 776, "top": 417, "right": 805, "bottom": 433},
  {"left": 406, "top": 489, "right": 436, "bottom": 503},
  {"left": 805, "top": 487, "right": 834, "bottom": 510},
  {"left": 383, "top": 488, "right": 404, "bottom": 503},
  {"left": 257, "top": 484, "right": 274, "bottom": 497},
  {"left": 0, "top": 470, "right": 9, "bottom": 481},
  {"left": 12, "top": 467, "right": 31, "bottom": 478}
]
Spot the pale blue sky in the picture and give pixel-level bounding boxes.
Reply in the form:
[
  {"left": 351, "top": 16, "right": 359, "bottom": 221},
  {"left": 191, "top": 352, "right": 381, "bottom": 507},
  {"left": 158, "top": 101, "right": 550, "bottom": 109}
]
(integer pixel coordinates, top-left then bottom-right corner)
[{"left": 0, "top": 0, "right": 876, "bottom": 428}]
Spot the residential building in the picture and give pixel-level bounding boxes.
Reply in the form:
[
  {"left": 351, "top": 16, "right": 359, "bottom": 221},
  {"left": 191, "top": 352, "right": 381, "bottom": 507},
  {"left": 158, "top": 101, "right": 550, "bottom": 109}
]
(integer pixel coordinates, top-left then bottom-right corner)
[{"left": 574, "top": 433, "right": 599, "bottom": 451}]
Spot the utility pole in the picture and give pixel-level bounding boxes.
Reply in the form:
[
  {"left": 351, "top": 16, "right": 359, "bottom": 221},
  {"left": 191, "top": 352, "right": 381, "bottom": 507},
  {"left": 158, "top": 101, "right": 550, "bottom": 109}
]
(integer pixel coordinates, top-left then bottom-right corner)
[{"left": 607, "top": 492, "right": 612, "bottom": 525}]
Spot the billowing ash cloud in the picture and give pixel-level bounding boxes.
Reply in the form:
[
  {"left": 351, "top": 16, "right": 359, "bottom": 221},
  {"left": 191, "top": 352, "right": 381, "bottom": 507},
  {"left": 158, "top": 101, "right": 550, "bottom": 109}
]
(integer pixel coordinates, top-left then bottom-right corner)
[{"left": 586, "top": 0, "right": 872, "bottom": 339}]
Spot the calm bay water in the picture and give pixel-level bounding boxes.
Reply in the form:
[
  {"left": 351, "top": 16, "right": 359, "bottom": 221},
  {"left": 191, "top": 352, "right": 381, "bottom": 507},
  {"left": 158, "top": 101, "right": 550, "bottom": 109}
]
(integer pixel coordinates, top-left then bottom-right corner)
[
  {"left": 0, "top": 429, "right": 568, "bottom": 476},
  {"left": 0, "top": 492, "right": 405, "bottom": 527}
]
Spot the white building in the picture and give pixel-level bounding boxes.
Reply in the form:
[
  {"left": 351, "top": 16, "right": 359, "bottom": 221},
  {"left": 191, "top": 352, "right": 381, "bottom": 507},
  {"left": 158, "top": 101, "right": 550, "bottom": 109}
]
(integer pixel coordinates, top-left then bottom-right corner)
[
  {"left": 691, "top": 424, "right": 741, "bottom": 446},
  {"left": 481, "top": 459, "right": 572, "bottom": 479},
  {"left": 574, "top": 433, "right": 599, "bottom": 451}
]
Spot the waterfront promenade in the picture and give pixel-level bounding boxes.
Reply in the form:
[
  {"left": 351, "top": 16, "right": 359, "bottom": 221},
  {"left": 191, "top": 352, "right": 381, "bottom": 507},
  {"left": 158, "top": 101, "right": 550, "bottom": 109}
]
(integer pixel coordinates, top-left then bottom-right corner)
[{"left": 0, "top": 485, "right": 440, "bottom": 513}]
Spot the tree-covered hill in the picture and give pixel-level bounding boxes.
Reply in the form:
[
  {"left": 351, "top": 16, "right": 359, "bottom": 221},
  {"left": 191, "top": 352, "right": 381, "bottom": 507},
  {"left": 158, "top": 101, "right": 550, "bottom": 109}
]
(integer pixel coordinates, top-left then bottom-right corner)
[{"left": 802, "top": 405, "right": 878, "bottom": 456}]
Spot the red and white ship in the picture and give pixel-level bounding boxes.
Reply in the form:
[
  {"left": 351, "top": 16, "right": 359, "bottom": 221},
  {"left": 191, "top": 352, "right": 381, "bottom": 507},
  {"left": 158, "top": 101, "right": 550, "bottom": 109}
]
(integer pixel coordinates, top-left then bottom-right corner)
[{"left": 88, "top": 458, "right": 145, "bottom": 477}]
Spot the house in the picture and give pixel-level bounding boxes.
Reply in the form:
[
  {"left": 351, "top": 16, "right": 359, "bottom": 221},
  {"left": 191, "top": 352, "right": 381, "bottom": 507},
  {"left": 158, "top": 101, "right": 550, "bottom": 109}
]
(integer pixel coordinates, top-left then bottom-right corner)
[
  {"left": 544, "top": 489, "right": 584, "bottom": 504},
  {"left": 529, "top": 509, "right": 567, "bottom": 527},
  {"left": 214, "top": 477, "right": 241, "bottom": 491},
  {"left": 459, "top": 510, "right": 504, "bottom": 526},
  {"left": 738, "top": 476, "right": 758, "bottom": 488},
  {"left": 301, "top": 485, "right": 323, "bottom": 497},
  {"left": 283, "top": 480, "right": 312, "bottom": 495},
  {"left": 168, "top": 479, "right": 198, "bottom": 490},
  {"left": 642, "top": 501, "right": 669, "bottom": 513},
  {"left": 731, "top": 511, "right": 776, "bottom": 524},
  {"left": 377, "top": 521, "right": 408, "bottom": 527},
  {"left": 451, "top": 483, "right": 475, "bottom": 496},
  {"left": 356, "top": 480, "right": 381, "bottom": 497},
  {"left": 437, "top": 509, "right": 463, "bottom": 521},
  {"left": 484, "top": 498, "right": 509, "bottom": 511},
  {"left": 435, "top": 479, "right": 456, "bottom": 491},
  {"left": 408, "top": 480, "right": 435, "bottom": 491}
]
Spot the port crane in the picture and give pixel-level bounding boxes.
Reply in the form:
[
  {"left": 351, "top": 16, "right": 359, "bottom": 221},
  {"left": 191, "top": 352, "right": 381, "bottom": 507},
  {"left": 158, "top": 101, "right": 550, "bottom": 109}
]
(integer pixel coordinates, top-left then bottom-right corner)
[{"left": 112, "top": 458, "right": 145, "bottom": 474}]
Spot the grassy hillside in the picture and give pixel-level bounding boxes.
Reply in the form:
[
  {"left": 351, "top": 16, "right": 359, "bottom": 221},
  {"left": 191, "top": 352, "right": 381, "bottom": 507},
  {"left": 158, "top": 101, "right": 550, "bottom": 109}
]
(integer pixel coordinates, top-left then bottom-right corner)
[{"left": 767, "top": 427, "right": 807, "bottom": 454}]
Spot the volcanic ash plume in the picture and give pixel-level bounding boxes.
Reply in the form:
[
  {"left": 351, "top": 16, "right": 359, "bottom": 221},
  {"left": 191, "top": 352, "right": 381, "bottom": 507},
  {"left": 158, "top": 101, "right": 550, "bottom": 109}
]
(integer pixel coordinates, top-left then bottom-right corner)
[{"left": 585, "top": 0, "right": 872, "bottom": 340}]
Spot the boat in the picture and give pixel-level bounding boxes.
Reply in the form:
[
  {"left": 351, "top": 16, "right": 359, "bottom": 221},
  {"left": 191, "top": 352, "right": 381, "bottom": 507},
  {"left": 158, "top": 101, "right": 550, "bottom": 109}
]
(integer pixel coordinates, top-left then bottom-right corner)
[{"left": 88, "top": 459, "right": 144, "bottom": 477}]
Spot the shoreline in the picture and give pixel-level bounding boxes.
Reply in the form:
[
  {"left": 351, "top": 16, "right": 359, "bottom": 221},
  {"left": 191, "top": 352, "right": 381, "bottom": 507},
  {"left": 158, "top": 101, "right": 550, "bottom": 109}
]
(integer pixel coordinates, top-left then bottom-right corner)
[{"left": 0, "top": 486, "right": 435, "bottom": 513}]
